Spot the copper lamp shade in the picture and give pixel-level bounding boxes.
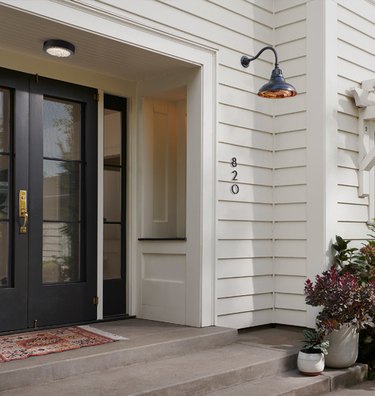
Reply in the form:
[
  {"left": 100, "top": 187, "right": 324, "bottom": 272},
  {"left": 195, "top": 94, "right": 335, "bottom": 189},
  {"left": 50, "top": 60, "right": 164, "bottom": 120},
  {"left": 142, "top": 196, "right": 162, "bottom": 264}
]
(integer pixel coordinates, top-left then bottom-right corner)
[{"left": 241, "top": 46, "right": 297, "bottom": 99}]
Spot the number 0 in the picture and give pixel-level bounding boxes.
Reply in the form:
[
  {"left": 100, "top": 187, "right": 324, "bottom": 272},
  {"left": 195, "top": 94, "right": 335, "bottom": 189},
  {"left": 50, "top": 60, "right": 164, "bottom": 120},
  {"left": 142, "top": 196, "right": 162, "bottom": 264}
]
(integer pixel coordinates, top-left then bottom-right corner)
[{"left": 231, "top": 184, "right": 239, "bottom": 194}]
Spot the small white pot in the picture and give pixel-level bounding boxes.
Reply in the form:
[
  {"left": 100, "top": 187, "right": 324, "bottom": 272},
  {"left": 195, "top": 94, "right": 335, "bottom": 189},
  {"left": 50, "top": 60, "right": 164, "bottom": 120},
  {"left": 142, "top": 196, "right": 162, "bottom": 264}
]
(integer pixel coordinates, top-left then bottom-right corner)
[
  {"left": 325, "top": 324, "right": 359, "bottom": 369},
  {"left": 297, "top": 350, "right": 325, "bottom": 376}
]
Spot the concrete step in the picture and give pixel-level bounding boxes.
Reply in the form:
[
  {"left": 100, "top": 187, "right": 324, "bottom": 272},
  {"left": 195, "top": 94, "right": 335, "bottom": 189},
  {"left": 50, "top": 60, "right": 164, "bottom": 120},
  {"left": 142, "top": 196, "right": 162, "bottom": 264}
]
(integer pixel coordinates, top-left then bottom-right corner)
[
  {"left": 0, "top": 322, "right": 368, "bottom": 396},
  {"left": 330, "top": 380, "right": 375, "bottom": 395},
  {"left": 0, "top": 342, "right": 298, "bottom": 395},
  {"left": 0, "top": 320, "right": 238, "bottom": 393},
  {"left": 204, "top": 365, "right": 368, "bottom": 396},
  {"left": 1, "top": 339, "right": 367, "bottom": 396}
]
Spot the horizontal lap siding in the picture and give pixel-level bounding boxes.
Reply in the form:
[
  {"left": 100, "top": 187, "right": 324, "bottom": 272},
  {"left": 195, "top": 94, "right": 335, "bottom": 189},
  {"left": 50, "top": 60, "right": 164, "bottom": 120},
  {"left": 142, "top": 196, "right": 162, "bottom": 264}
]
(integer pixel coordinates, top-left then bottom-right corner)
[
  {"left": 336, "top": 0, "right": 375, "bottom": 241},
  {"left": 215, "top": 0, "right": 275, "bottom": 328},
  {"left": 273, "top": 1, "right": 308, "bottom": 326}
]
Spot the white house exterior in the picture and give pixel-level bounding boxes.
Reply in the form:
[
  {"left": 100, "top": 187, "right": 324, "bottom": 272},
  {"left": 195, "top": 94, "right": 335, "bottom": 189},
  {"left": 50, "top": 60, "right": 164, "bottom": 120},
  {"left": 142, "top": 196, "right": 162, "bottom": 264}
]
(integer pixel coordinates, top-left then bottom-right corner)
[{"left": 0, "top": 0, "right": 374, "bottom": 333}]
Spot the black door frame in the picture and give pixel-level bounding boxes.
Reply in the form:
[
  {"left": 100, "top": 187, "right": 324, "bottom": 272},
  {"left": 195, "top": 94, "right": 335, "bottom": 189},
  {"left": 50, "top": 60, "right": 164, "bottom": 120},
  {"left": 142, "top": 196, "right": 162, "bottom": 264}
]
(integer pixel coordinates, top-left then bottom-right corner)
[
  {"left": 103, "top": 94, "right": 127, "bottom": 318},
  {"left": 0, "top": 68, "right": 29, "bottom": 332}
]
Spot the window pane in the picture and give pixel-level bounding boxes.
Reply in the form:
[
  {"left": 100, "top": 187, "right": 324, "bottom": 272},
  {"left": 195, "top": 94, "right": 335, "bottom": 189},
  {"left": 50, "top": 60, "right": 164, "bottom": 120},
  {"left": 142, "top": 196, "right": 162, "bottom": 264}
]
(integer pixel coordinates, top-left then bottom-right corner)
[
  {"left": 104, "top": 167, "right": 121, "bottom": 222},
  {"left": 43, "top": 98, "right": 81, "bottom": 160},
  {"left": 43, "top": 159, "right": 80, "bottom": 221},
  {"left": 43, "top": 222, "right": 80, "bottom": 283},
  {"left": 0, "top": 155, "right": 9, "bottom": 220},
  {"left": 0, "top": 222, "right": 9, "bottom": 287},
  {"left": 0, "top": 88, "right": 10, "bottom": 153},
  {"left": 103, "top": 224, "right": 121, "bottom": 279},
  {"left": 104, "top": 109, "right": 121, "bottom": 162}
]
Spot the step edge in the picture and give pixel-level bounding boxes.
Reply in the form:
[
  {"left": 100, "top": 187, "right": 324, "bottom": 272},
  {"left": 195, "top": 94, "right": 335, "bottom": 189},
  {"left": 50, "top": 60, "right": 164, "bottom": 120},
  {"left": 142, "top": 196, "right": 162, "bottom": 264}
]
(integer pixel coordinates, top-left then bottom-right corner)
[
  {"left": 0, "top": 328, "right": 238, "bottom": 392},
  {"left": 136, "top": 364, "right": 368, "bottom": 396},
  {"left": 127, "top": 353, "right": 299, "bottom": 396}
]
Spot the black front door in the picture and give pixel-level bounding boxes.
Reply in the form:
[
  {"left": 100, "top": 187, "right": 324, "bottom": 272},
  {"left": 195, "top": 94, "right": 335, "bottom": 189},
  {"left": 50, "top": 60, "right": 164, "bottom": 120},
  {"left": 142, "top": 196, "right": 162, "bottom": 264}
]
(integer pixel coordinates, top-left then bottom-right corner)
[{"left": 0, "top": 68, "right": 97, "bottom": 332}]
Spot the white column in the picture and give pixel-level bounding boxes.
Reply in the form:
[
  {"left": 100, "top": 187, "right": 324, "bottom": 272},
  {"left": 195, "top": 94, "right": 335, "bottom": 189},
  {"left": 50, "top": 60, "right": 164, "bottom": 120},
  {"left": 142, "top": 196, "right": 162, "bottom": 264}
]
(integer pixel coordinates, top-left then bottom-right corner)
[{"left": 306, "top": 0, "right": 338, "bottom": 327}]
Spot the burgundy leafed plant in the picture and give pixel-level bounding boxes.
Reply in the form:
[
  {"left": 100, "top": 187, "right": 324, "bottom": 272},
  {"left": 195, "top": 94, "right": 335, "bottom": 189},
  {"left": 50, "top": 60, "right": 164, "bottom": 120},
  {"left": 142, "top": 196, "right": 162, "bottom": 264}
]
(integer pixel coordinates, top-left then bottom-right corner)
[{"left": 304, "top": 266, "right": 375, "bottom": 335}]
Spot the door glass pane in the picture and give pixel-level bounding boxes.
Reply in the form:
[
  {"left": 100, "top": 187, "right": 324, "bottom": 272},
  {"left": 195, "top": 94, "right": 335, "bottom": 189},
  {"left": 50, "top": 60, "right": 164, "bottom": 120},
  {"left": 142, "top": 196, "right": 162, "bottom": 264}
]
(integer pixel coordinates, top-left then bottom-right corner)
[
  {"left": 0, "top": 90, "right": 10, "bottom": 288},
  {"left": 42, "top": 222, "right": 80, "bottom": 283},
  {"left": 103, "top": 224, "right": 121, "bottom": 279},
  {"left": 104, "top": 167, "right": 121, "bottom": 222},
  {"left": 43, "top": 97, "right": 82, "bottom": 284},
  {"left": 43, "top": 98, "right": 81, "bottom": 160},
  {"left": 0, "top": 88, "right": 10, "bottom": 153},
  {"left": 43, "top": 159, "right": 80, "bottom": 221},
  {"left": 0, "top": 222, "right": 9, "bottom": 287},
  {"left": 0, "top": 155, "right": 9, "bottom": 220}
]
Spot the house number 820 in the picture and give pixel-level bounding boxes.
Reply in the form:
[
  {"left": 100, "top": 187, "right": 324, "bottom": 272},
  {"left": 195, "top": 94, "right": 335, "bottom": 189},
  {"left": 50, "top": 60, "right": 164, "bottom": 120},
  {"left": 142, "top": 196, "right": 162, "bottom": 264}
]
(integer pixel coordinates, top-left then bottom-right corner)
[{"left": 230, "top": 157, "right": 239, "bottom": 194}]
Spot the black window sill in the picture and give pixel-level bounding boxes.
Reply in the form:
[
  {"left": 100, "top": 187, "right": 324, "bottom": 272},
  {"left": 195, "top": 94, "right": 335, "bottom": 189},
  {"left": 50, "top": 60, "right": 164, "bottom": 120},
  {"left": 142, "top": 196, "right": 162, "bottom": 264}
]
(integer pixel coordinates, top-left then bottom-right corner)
[{"left": 138, "top": 237, "right": 187, "bottom": 241}]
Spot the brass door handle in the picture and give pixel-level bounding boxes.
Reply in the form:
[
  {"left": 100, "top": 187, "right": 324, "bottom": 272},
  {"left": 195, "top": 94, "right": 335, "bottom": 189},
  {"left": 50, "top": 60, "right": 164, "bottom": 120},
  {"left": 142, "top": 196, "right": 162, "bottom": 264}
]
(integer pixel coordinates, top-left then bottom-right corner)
[
  {"left": 20, "top": 211, "right": 29, "bottom": 234},
  {"left": 19, "top": 190, "right": 28, "bottom": 234}
]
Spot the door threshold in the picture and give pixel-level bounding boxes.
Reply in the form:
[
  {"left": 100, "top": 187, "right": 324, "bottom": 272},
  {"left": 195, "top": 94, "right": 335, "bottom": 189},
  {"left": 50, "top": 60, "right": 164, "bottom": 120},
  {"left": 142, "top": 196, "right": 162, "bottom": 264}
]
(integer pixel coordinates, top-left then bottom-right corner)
[{"left": 100, "top": 314, "right": 136, "bottom": 322}]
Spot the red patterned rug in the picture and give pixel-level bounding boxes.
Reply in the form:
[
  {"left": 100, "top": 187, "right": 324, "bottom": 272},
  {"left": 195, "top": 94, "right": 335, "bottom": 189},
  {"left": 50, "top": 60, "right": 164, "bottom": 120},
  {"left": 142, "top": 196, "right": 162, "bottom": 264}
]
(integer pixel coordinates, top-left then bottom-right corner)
[{"left": 0, "top": 326, "right": 126, "bottom": 363}]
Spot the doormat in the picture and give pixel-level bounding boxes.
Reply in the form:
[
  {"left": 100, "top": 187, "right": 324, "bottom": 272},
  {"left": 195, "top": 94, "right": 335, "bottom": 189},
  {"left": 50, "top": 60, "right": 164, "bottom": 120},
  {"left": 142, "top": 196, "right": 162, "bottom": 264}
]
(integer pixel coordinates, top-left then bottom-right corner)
[{"left": 0, "top": 325, "right": 127, "bottom": 363}]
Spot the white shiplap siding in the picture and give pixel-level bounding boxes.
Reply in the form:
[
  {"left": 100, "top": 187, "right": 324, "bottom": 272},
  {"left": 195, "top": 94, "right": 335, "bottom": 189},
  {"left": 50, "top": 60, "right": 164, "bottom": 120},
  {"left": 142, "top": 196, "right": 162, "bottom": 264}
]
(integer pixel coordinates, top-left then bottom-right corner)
[
  {"left": 215, "top": 0, "right": 276, "bottom": 329},
  {"left": 336, "top": 0, "right": 375, "bottom": 241},
  {"left": 273, "top": 0, "right": 308, "bottom": 326}
]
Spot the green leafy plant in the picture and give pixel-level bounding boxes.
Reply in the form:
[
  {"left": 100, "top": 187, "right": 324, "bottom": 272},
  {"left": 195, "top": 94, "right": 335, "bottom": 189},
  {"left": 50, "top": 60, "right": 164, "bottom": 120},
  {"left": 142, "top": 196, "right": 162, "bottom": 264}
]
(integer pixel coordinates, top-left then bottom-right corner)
[
  {"left": 301, "top": 329, "right": 329, "bottom": 355},
  {"left": 333, "top": 235, "right": 375, "bottom": 282}
]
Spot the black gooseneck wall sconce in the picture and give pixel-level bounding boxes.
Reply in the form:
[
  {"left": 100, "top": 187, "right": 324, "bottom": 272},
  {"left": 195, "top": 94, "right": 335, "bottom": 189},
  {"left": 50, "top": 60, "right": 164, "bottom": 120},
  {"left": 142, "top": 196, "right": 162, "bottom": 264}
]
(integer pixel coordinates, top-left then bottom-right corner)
[{"left": 241, "top": 46, "right": 297, "bottom": 99}]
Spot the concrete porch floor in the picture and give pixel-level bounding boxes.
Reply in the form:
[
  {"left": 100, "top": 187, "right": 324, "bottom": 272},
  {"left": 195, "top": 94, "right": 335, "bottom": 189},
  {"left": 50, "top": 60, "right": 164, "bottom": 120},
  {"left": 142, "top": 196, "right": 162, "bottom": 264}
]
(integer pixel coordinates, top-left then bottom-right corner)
[
  {"left": 0, "top": 319, "right": 369, "bottom": 395},
  {"left": 0, "top": 318, "right": 238, "bottom": 373}
]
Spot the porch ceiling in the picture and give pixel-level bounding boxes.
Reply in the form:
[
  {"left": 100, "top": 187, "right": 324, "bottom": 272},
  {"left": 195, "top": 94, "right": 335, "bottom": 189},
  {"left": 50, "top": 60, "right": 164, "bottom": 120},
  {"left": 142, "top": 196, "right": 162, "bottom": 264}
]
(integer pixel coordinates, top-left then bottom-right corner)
[{"left": 0, "top": 4, "right": 195, "bottom": 81}]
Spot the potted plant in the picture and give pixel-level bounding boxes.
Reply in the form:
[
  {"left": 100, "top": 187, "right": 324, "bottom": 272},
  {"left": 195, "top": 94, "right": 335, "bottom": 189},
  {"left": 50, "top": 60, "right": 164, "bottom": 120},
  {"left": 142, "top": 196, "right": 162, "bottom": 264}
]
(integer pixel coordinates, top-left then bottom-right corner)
[
  {"left": 304, "top": 262, "right": 375, "bottom": 368},
  {"left": 297, "top": 328, "right": 329, "bottom": 376},
  {"left": 333, "top": 233, "right": 375, "bottom": 375}
]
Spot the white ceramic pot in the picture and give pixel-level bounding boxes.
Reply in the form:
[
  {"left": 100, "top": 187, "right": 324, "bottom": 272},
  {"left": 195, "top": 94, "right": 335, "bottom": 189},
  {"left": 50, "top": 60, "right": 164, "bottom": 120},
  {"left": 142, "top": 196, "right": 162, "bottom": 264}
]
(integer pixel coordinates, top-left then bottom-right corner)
[
  {"left": 297, "top": 351, "right": 325, "bottom": 376},
  {"left": 325, "top": 324, "right": 359, "bottom": 368}
]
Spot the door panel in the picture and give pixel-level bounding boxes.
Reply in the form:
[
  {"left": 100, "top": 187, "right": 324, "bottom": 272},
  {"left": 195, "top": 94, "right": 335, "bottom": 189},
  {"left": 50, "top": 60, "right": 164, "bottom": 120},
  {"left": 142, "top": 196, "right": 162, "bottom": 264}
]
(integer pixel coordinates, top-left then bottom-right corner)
[
  {"left": 0, "top": 68, "right": 97, "bottom": 332},
  {"left": 28, "top": 76, "right": 97, "bottom": 327}
]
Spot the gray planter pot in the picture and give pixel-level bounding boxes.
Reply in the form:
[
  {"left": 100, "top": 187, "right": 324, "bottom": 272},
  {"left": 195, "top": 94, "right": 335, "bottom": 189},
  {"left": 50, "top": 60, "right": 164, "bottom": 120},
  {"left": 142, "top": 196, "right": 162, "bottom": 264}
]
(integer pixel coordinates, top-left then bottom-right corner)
[{"left": 325, "top": 324, "right": 359, "bottom": 368}]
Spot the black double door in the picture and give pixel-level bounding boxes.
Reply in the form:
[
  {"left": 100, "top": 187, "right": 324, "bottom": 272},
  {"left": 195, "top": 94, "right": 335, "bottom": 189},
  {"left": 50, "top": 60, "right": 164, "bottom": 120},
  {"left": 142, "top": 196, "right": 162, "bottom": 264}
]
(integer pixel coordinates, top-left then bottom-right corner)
[{"left": 0, "top": 68, "right": 98, "bottom": 332}]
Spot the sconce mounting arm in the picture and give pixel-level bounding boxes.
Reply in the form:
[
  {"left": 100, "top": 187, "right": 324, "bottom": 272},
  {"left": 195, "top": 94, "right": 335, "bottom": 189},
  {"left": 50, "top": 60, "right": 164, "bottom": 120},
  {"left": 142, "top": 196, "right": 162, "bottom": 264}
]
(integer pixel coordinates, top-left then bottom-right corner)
[{"left": 241, "top": 46, "right": 278, "bottom": 68}]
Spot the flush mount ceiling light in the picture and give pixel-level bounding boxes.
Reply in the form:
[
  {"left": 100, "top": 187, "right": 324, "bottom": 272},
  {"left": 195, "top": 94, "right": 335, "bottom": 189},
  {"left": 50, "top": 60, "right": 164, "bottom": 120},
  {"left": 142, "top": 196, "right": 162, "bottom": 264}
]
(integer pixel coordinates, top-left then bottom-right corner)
[
  {"left": 43, "top": 39, "right": 75, "bottom": 58},
  {"left": 241, "top": 46, "right": 297, "bottom": 99}
]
